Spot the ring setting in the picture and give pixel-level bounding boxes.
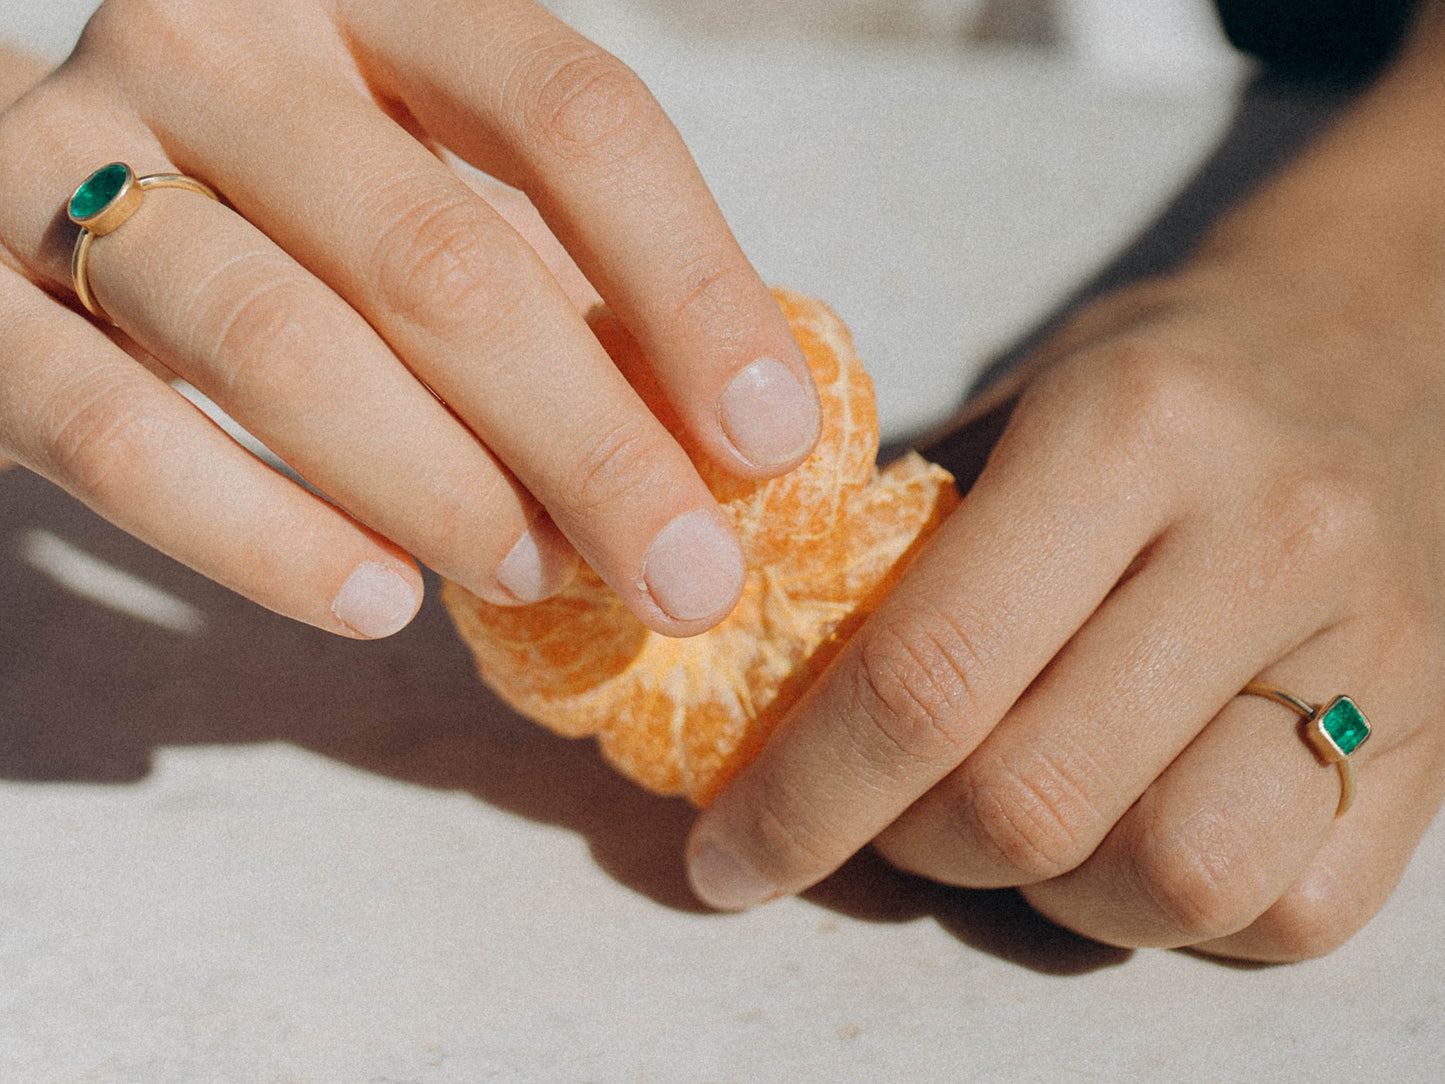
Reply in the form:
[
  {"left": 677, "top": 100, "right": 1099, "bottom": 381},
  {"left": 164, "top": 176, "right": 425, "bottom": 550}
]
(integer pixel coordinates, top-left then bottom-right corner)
[
  {"left": 1242, "top": 681, "right": 1371, "bottom": 817},
  {"left": 67, "top": 162, "right": 220, "bottom": 323}
]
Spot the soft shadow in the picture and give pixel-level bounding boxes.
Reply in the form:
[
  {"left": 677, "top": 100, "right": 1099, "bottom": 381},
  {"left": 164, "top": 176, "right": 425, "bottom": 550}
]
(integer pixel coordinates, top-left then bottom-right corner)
[
  {"left": 628, "top": 0, "right": 1058, "bottom": 48},
  {"left": 0, "top": 466, "right": 1119, "bottom": 969},
  {"left": 804, "top": 846, "right": 1131, "bottom": 975},
  {"left": 0, "top": 68, "right": 1363, "bottom": 969},
  {"left": 962, "top": 68, "right": 1359, "bottom": 403},
  {"left": 0, "top": 466, "right": 703, "bottom": 911},
  {"left": 0, "top": 460, "right": 1123, "bottom": 964},
  {"left": 1175, "top": 947, "right": 1279, "bottom": 970}
]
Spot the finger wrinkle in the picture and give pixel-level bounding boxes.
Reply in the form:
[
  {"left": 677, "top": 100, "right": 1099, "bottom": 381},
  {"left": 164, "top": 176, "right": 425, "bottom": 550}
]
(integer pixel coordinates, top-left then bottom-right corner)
[{"left": 740, "top": 777, "right": 842, "bottom": 884}]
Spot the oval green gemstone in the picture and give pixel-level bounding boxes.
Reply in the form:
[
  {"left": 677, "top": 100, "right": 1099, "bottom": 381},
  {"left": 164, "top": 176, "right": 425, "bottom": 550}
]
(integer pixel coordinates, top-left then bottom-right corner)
[{"left": 69, "top": 163, "right": 130, "bottom": 221}]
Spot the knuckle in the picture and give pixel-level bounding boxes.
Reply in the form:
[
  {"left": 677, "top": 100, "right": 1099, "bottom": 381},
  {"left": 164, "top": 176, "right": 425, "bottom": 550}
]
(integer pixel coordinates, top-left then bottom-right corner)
[
  {"left": 747, "top": 782, "right": 839, "bottom": 884},
  {"left": 1249, "top": 884, "right": 1364, "bottom": 962},
  {"left": 197, "top": 265, "right": 311, "bottom": 403},
  {"left": 372, "top": 191, "right": 528, "bottom": 335},
  {"left": 1263, "top": 461, "right": 1382, "bottom": 568},
  {"left": 78, "top": 0, "right": 233, "bottom": 87},
  {"left": 846, "top": 605, "right": 992, "bottom": 770},
  {"left": 527, "top": 45, "right": 658, "bottom": 162},
  {"left": 1129, "top": 811, "right": 1267, "bottom": 942},
  {"left": 567, "top": 414, "right": 670, "bottom": 522},
  {"left": 76, "top": 0, "right": 169, "bottom": 53},
  {"left": 1090, "top": 339, "right": 1222, "bottom": 463},
  {"left": 957, "top": 750, "right": 1103, "bottom": 883},
  {"left": 39, "top": 370, "right": 149, "bottom": 499},
  {"left": 667, "top": 250, "right": 758, "bottom": 334}
]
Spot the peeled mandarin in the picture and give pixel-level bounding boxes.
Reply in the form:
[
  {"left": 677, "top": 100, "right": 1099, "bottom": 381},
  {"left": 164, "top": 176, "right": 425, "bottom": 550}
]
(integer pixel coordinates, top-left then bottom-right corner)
[{"left": 442, "top": 289, "right": 960, "bottom": 805}]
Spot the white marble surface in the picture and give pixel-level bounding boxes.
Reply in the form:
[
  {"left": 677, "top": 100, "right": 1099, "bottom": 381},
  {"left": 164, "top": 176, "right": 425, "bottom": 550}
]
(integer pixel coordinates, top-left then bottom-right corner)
[{"left": 3, "top": 3, "right": 1442, "bottom": 1082}]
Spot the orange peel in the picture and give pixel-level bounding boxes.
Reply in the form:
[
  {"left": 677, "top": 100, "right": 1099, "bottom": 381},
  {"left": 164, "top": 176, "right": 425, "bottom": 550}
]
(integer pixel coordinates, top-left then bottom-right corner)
[{"left": 442, "top": 289, "right": 960, "bottom": 805}]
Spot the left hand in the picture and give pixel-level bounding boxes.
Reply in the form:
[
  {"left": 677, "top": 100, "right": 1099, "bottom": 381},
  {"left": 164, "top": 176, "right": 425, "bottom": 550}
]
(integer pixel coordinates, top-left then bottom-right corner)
[{"left": 684, "top": 34, "right": 1445, "bottom": 960}]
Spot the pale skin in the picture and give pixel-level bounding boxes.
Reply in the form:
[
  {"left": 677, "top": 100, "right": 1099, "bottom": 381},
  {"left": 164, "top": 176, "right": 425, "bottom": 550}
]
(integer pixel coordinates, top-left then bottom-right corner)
[
  {"left": 687, "top": 4, "right": 1445, "bottom": 961},
  {"left": 0, "top": 0, "right": 821, "bottom": 642},
  {"left": 6, "top": 4, "right": 1445, "bottom": 964}
]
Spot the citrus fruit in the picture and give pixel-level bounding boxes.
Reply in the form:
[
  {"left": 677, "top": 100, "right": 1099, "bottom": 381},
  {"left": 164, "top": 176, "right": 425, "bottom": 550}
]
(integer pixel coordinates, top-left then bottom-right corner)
[{"left": 442, "top": 289, "right": 959, "bottom": 805}]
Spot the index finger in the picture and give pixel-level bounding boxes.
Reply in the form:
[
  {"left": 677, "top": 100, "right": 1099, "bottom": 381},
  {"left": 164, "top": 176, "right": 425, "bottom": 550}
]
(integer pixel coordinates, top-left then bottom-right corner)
[{"left": 685, "top": 384, "right": 1175, "bottom": 909}]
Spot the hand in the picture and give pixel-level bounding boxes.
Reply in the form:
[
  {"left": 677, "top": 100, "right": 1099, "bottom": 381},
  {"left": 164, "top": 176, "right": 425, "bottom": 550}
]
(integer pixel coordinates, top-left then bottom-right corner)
[
  {"left": 685, "top": 26, "right": 1445, "bottom": 961},
  {"left": 0, "top": 0, "right": 819, "bottom": 638}
]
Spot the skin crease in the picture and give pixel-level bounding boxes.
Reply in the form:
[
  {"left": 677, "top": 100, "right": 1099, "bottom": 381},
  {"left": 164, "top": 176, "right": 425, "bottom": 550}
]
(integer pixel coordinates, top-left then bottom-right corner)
[
  {"left": 4, "top": 4, "right": 1443, "bottom": 963},
  {"left": 686, "top": 2, "right": 1445, "bottom": 962},
  {"left": 0, "top": 0, "right": 818, "bottom": 642}
]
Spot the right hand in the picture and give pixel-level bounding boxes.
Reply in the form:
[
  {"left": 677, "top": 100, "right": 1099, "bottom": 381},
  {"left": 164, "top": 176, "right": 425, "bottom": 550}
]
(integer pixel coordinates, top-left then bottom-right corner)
[{"left": 0, "top": 0, "right": 819, "bottom": 638}]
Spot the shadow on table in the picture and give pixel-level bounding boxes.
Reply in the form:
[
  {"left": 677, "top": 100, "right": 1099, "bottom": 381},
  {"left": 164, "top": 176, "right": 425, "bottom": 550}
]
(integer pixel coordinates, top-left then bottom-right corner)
[
  {"left": 0, "top": 70, "right": 1356, "bottom": 977},
  {"left": 0, "top": 464, "right": 1120, "bottom": 974}
]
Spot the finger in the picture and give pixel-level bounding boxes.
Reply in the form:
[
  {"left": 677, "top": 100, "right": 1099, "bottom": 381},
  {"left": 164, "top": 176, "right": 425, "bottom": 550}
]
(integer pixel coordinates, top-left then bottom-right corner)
[
  {"left": 1192, "top": 722, "right": 1444, "bottom": 962},
  {"left": 1018, "top": 624, "right": 1402, "bottom": 950},
  {"left": 343, "top": 0, "right": 821, "bottom": 475},
  {"left": 0, "top": 264, "right": 421, "bottom": 638},
  {"left": 685, "top": 386, "right": 1178, "bottom": 909},
  {"left": 463, "top": 171, "right": 602, "bottom": 315},
  {"left": 0, "top": 80, "right": 581, "bottom": 610},
  {"left": 871, "top": 511, "right": 1338, "bottom": 889},
  {"left": 83, "top": 166, "right": 579, "bottom": 607},
  {"left": 121, "top": 41, "right": 746, "bottom": 633},
  {"left": 1191, "top": 621, "right": 1443, "bottom": 962}
]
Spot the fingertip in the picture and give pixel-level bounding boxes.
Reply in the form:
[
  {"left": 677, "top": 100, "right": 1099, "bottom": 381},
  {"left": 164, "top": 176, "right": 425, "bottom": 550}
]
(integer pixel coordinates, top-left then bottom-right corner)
[
  {"left": 717, "top": 355, "right": 821, "bottom": 474},
  {"left": 493, "top": 516, "right": 579, "bottom": 604},
  {"left": 331, "top": 560, "right": 422, "bottom": 639},
  {"left": 686, "top": 835, "right": 782, "bottom": 912},
  {"left": 638, "top": 507, "right": 745, "bottom": 628}
]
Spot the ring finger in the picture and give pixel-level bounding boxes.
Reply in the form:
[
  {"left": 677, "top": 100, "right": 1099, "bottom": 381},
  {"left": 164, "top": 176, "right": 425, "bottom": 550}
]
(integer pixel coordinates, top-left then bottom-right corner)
[{"left": 1020, "top": 622, "right": 1389, "bottom": 950}]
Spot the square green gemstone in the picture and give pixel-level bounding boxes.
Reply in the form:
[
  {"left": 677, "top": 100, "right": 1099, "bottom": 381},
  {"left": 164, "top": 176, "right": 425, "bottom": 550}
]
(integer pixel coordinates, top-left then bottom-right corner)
[
  {"left": 1317, "top": 696, "right": 1370, "bottom": 756},
  {"left": 69, "top": 163, "right": 129, "bottom": 220}
]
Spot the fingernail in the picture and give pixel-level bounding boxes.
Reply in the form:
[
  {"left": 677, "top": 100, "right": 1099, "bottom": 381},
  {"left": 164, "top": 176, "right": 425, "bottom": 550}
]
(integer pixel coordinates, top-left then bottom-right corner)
[
  {"left": 332, "top": 562, "right": 418, "bottom": 638},
  {"left": 688, "top": 842, "right": 778, "bottom": 911},
  {"left": 496, "top": 524, "right": 571, "bottom": 603},
  {"left": 719, "top": 358, "right": 820, "bottom": 468},
  {"left": 640, "top": 509, "right": 745, "bottom": 623}
]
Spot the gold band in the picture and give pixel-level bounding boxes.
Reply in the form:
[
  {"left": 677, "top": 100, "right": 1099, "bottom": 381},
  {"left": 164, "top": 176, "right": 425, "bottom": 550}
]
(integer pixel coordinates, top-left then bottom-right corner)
[
  {"left": 69, "top": 166, "right": 220, "bottom": 324},
  {"left": 1241, "top": 681, "right": 1370, "bottom": 817}
]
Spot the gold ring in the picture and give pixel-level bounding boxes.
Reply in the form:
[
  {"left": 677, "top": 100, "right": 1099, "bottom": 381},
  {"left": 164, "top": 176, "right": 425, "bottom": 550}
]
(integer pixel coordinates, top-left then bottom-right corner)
[
  {"left": 1241, "top": 681, "right": 1371, "bottom": 817},
  {"left": 68, "top": 163, "right": 220, "bottom": 324}
]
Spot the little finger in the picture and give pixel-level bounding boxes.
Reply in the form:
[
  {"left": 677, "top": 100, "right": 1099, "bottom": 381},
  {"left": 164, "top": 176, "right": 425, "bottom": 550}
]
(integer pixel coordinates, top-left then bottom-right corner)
[{"left": 0, "top": 266, "right": 422, "bottom": 638}]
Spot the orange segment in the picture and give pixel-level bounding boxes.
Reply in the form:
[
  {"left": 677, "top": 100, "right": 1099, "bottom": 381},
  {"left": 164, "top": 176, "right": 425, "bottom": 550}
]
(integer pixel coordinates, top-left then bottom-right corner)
[{"left": 442, "top": 289, "right": 960, "bottom": 805}]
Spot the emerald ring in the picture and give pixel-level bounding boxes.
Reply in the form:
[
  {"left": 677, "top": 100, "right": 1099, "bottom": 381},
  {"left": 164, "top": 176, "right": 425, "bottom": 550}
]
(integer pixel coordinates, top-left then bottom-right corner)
[
  {"left": 1242, "top": 681, "right": 1371, "bottom": 817},
  {"left": 67, "top": 163, "right": 219, "bottom": 323}
]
